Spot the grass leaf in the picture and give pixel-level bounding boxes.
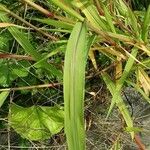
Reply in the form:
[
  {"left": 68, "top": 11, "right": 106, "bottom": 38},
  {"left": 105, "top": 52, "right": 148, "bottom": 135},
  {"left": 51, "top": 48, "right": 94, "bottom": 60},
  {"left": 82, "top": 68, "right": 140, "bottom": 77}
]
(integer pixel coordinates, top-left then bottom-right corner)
[
  {"left": 101, "top": 72, "right": 116, "bottom": 117},
  {"left": 138, "top": 67, "right": 150, "bottom": 96},
  {"left": 102, "top": 47, "right": 139, "bottom": 139},
  {"left": 63, "top": 21, "right": 88, "bottom": 150},
  {"left": 141, "top": 5, "right": 150, "bottom": 42},
  {"left": 103, "top": 5, "right": 116, "bottom": 33},
  {"left": 34, "top": 18, "right": 74, "bottom": 30},
  {"left": 73, "top": 1, "right": 108, "bottom": 31},
  {"left": 127, "top": 7, "right": 139, "bottom": 38},
  {"left": 48, "top": 0, "right": 84, "bottom": 21}
]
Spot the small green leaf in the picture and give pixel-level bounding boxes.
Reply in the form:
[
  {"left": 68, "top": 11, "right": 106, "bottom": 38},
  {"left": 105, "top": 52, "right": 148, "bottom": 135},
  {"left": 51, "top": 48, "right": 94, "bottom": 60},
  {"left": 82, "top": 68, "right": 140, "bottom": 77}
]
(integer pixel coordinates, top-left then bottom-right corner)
[
  {"left": 10, "top": 62, "right": 30, "bottom": 78},
  {"left": 9, "top": 104, "right": 64, "bottom": 141},
  {"left": 0, "top": 91, "right": 9, "bottom": 107}
]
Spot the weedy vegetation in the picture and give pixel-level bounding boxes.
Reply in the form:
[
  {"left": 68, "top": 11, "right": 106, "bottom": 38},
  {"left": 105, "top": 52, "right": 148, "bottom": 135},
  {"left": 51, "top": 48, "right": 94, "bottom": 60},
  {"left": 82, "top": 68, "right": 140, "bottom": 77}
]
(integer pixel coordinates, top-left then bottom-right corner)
[{"left": 0, "top": 0, "right": 150, "bottom": 149}]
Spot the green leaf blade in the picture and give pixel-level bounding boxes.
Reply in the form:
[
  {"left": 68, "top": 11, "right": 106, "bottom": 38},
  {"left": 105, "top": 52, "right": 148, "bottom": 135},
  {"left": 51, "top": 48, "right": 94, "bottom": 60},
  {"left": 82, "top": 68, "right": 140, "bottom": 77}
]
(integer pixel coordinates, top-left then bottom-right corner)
[
  {"left": 63, "top": 21, "right": 88, "bottom": 150},
  {"left": 48, "top": 0, "right": 84, "bottom": 21},
  {"left": 141, "top": 5, "right": 150, "bottom": 42}
]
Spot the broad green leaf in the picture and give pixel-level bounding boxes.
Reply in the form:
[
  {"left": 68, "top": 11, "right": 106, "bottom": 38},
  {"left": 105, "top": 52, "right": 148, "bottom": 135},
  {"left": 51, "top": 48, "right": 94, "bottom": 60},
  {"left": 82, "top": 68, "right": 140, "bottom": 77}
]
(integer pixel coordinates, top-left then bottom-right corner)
[
  {"left": 0, "top": 91, "right": 9, "bottom": 107},
  {"left": 64, "top": 21, "right": 88, "bottom": 150},
  {"left": 0, "top": 13, "right": 62, "bottom": 79},
  {"left": 9, "top": 103, "right": 64, "bottom": 141}
]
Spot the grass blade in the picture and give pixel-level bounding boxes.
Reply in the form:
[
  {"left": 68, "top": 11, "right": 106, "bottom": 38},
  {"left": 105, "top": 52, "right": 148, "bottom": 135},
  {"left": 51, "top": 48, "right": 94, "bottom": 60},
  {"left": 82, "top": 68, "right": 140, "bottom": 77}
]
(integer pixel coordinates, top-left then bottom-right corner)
[
  {"left": 103, "top": 5, "right": 116, "bottom": 33},
  {"left": 63, "top": 21, "right": 88, "bottom": 150},
  {"left": 34, "top": 18, "right": 74, "bottom": 30},
  {"left": 126, "top": 80, "right": 150, "bottom": 103},
  {"left": 115, "top": 0, "right": 128, "bottom": 17},
  {"left": 48, "top": 0, "right": 84, "bottom": 21},
  {"left": 102, "top": 72, "right": 134, "bottom": 139},
  {"left": 102, "top": 47, "right": 138, "bottom": 139},
  {"left": 73, "top": 1, "right": 108, "bottom": 31},
  {"left": 112, "top": 48, "right": 138, "bottom": 139},
  {"left": 141, "top": 5, "right": 150, "bottom": 42},
  {"left": 101, "top": 72, "right": 116, "bottom": 117},
  {"left": 127, "top": 7, "right": 139, "bottom": 38},
  {"left": 138, "top": 67, "right": 150, "bottom": 96}
]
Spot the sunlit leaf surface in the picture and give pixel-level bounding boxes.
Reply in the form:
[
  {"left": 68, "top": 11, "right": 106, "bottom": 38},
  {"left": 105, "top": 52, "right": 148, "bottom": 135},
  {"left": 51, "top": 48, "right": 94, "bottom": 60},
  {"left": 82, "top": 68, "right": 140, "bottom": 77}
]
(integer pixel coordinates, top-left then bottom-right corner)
[{"left": 9, "top": 104, "right": 64, "bottom": 141}]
